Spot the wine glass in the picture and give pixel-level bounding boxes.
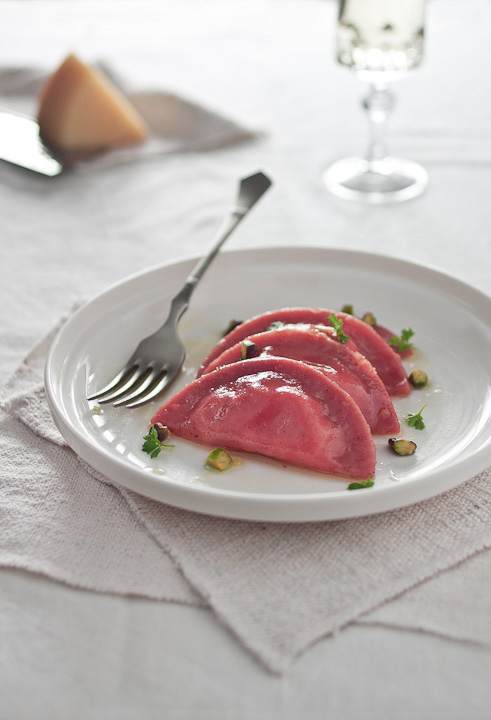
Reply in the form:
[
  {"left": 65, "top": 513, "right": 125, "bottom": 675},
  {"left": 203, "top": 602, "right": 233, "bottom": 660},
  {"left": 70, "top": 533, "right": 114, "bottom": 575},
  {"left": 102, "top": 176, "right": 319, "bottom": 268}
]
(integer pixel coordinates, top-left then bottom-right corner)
[{"left": 323, "top": 0, "right": 428, "bottom": 204}]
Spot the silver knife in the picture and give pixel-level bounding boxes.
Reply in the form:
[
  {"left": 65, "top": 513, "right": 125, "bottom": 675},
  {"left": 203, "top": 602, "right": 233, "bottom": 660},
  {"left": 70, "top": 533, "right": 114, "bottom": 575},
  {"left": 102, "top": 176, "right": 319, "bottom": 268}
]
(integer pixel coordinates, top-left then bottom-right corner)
[{"left": 0, "top": 108, "right": 63, "bottom": 177}]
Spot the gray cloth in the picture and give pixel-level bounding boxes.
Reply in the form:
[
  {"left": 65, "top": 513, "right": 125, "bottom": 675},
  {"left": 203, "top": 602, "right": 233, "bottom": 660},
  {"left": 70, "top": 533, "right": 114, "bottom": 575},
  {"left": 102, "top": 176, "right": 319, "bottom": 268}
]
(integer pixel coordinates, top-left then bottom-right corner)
[
  {"left": 0, "top": 65, "right": 259, "bottom": 174},
  {"left": 2, "top": 318, "right": 491, "bottom": 674}
]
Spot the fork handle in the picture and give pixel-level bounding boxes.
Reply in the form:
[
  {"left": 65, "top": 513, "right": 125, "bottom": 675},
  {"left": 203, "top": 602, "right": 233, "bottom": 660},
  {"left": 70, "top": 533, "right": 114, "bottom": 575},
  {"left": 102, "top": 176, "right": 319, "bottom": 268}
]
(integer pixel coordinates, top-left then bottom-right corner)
[
  {"left": 186, "top": 208, "right": 247, "bottom": 287},
  {"left": 165, "top": 207, "right": 248, "bottom": 327}
]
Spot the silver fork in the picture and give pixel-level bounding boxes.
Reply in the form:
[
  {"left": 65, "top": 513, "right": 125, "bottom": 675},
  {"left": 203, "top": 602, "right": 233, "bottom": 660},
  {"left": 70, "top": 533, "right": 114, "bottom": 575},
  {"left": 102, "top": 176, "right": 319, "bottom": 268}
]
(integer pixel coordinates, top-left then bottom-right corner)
[{"left": 87, "top": 170, "right": 272, "bottom": 409}]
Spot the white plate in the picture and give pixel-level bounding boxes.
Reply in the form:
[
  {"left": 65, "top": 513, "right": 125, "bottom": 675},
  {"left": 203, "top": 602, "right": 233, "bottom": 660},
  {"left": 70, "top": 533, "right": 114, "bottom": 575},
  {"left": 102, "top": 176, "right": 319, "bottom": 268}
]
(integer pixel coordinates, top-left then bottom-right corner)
[{"left": 45, "top": 247, "right": 491, "bottom": 522}]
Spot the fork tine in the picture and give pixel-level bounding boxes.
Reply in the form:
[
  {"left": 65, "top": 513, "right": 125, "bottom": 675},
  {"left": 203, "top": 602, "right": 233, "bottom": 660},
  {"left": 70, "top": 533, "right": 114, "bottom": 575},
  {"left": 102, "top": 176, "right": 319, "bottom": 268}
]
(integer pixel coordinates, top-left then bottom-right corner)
[
  {"left": 112, "top": 368, "right": 167, "bottom": 408},
  {"left": 87, "top": 173, "right": 272, "bottom": 410},
  {"left": 87, "top": 364, "right": 139, "bottom": 401},
  {"left": 97, "top": 366, "right": 154, "bottom": 405},
  {"left": 123, "top": 368, "right": 180, "bottom": 409}
]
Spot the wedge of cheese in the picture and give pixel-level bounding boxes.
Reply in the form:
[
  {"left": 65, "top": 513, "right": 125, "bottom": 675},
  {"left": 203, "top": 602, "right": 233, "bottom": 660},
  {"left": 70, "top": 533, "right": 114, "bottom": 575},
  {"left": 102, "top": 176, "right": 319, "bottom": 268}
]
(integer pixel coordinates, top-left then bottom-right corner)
[{"left": 38, "top": 53, "right": 148, "bottom": 153}]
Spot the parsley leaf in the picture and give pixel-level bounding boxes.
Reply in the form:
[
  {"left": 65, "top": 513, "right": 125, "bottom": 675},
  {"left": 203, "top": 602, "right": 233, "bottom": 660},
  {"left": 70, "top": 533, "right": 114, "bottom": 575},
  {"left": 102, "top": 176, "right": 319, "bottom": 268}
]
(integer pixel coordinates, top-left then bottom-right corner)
[
  {"left": 328, "top": 313, "right": 350, "bottom": 343},
  {"left": 347, "top": 477, "right": 374, "bottom": 490},
  {"left": 142, "top": 426, "right": 174, "bottom": 458},
  {"left": 389, "top": 328, "right": 415, "bottom": 352},
  {"left": 405, "top": 404, "right": 427, "bottom": 430}
]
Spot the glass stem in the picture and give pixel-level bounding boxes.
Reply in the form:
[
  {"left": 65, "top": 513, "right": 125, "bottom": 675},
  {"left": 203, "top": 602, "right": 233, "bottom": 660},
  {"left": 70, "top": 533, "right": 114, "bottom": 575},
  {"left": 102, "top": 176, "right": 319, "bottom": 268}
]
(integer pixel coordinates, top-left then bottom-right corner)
[{"left": 363, "top": 83, "right": 395, "bottom": 168}]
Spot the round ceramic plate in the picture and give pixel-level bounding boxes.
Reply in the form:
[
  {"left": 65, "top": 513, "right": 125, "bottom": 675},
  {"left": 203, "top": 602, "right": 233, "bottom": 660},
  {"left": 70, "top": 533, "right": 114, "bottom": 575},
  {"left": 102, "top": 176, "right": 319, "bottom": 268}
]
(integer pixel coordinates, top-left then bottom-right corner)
[{"left": 45, "top": 247, "right": 491, "bottom": 522}]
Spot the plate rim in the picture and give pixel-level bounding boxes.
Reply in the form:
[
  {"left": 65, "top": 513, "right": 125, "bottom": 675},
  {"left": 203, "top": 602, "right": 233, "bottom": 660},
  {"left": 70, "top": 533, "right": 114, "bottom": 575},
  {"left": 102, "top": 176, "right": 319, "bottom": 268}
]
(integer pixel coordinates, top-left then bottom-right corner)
[{"left": 44, "top": 246, "right": 491, "bottom": 522}]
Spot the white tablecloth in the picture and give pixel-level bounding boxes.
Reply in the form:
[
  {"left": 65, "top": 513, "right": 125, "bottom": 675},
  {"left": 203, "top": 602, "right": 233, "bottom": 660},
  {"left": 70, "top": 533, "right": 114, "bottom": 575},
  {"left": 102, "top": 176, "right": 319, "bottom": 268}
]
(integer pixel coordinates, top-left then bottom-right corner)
[{"left": 1, "top": 1, "right": 491, "bottom": 717}]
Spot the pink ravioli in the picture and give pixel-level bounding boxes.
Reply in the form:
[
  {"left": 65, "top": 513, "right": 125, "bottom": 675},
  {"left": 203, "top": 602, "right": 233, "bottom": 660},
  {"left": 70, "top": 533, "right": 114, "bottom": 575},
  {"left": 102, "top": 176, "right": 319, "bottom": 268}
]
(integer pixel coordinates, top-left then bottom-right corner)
[
  {"left": 202, "top": 325, "right": 399, "bottom": 435},
  {"left": 152, "top": 356, "right": 376, "bottom": 480},
  {"left": 199, "top": 308, "right": 410, "bottom": 396}
]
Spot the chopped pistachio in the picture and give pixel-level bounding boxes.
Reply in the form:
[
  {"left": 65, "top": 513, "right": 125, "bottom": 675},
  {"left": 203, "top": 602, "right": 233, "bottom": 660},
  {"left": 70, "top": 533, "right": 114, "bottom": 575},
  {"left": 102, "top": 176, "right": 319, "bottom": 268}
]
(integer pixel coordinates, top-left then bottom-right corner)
[
  {"left": 362, "top": 311, "right": 377, "bottom": 327},
  {"left": 388, "top": 438, "right": 417, "bottom": 456},
  {"left": 341, "top": 304, "right": 354, "bottom": 315},
  {"left": 206, "top": 447, "right": 234, "bottom": 471},
  {"left": 241, "top": 340, "right": 257, "bottom": 360},
  {"left": 409, "top": 369, "right": 428, "bottom": 388},
  {"left": 223, "top": 319, "right": 243, "bottom": 336},
  {"left": 152, "top": 422, "right": 170, "bottom": 443}
]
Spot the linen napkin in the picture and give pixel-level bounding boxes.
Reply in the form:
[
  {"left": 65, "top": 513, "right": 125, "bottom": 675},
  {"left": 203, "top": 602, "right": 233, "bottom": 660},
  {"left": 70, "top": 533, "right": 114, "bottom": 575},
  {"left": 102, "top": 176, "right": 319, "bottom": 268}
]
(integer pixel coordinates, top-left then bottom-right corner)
[
  {"left": 0, "top": 64, "right": 259, "bottom": 173},
  {"left": 3, "top": 315, "right": 491, "bottom": 674}
]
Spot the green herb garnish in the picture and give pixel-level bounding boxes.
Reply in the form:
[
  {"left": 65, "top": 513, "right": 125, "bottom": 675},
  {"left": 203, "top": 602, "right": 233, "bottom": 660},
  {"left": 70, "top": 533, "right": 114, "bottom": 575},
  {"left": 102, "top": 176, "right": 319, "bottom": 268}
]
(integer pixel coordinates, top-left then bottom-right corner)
[
  {"left": 267, "top": 320, "right": 285, "bottom": 331},
  {"left": 389, "top": 328, "right": 415, "bottom": 352},
  {"left": 142, "top": 426, "right": 174, "bottom": 458},
  {"left": 328, "top": 313, "right": 350, "bottom": 343},
  {"left": 347, "top": 477, "right": 374, "bottom": 490},
  {"left": 405, "top": 404, "right": 427, "bottom": 430}
]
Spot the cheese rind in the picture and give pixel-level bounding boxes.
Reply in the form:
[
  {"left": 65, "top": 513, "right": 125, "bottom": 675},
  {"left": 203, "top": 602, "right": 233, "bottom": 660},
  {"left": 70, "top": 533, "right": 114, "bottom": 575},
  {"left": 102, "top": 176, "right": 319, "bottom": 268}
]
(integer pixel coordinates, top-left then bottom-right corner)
[{"left": 38, "top": 54, "right": 148, "bottom": 153}]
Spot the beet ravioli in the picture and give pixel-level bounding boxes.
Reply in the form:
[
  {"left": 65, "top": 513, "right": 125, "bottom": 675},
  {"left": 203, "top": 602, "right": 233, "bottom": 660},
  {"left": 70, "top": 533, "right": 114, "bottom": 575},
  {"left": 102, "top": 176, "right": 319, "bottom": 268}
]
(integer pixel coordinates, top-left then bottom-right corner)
[
  {"left": 198, "top": 307, "right": 410, "bottom": 397},
  {"left": 201, "top": 324, "right": 400, "bottom": 436},
  {"left": 152, "top": 356, "right": 376, "bottom": 480}
]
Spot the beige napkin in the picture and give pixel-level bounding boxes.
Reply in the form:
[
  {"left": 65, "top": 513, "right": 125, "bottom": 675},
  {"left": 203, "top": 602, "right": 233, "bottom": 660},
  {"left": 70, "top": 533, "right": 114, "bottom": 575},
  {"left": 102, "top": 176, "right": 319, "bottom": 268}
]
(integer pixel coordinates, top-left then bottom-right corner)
[
  {"left": 2, "top": 316, "right": 491, "bottom": 673},
  {"left": 0, "top": 64, "right": 259, "bottom": 173}
]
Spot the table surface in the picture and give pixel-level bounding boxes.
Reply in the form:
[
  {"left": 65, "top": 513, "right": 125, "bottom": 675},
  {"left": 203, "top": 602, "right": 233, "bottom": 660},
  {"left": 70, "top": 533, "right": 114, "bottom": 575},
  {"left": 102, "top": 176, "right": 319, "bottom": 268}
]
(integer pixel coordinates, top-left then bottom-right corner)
[{"left": 1, "top": 1, "right": 491, "bottom": 718}]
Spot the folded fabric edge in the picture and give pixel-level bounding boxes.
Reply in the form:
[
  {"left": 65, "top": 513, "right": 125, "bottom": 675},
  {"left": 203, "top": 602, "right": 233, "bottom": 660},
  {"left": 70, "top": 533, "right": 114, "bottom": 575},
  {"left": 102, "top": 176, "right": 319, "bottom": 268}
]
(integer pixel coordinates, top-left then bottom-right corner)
[
  {"left": 268, "top": 535, "right": 491, "bottom": 674},
  {"left": 0, "top": 312, "right": 207, "bottom": 613},
  {"left": 4, "top": 313, "right": 491, "bottom": 675},
  {"left": 0, "top": 553, "right": 205, "bottom": 608},
  {"left": 355, "top": 616, "right": 491, "bottom": 649},
  {"left": 0, "top": 299, "right": 84, "bottom": 390},
  {"left": 119, "top": 467, "right": 491, "bottom": 675}
]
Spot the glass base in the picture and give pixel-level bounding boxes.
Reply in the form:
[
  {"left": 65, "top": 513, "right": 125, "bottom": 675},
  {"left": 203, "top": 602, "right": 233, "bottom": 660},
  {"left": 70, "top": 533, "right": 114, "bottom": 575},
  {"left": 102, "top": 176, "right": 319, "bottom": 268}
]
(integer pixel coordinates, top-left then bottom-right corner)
[{"left": 323, "top": 156, "right": 428, "bottom": 204}]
